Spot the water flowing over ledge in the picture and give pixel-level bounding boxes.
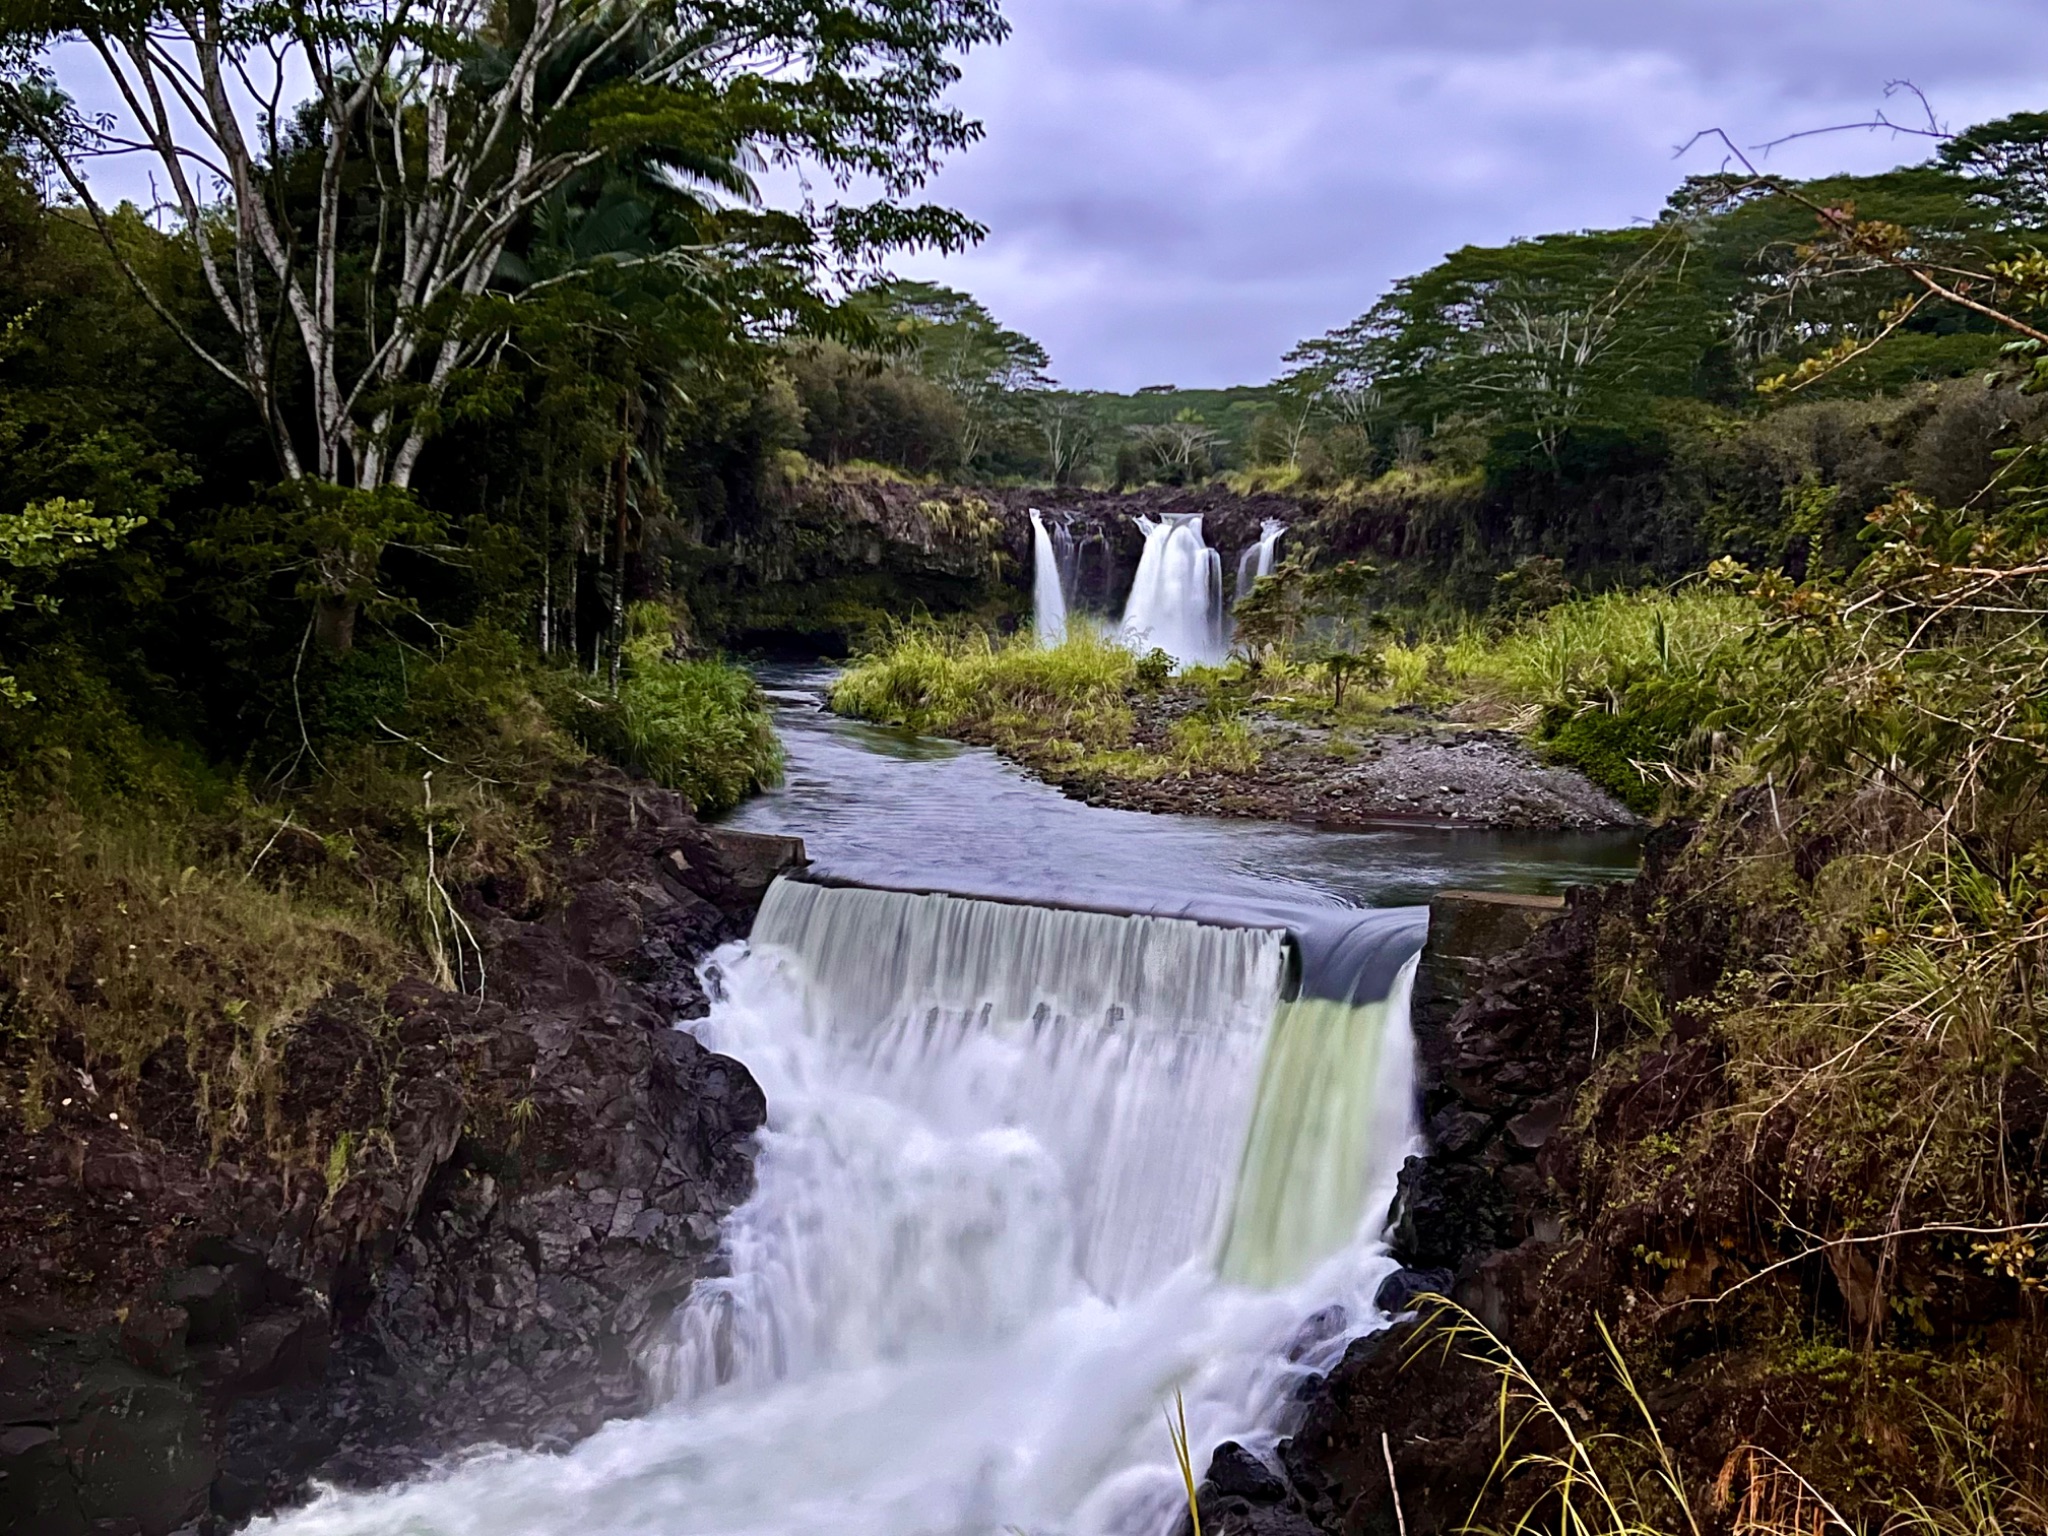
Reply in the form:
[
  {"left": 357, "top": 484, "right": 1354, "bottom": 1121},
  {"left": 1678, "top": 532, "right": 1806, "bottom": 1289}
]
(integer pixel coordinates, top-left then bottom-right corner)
[{"left": 255, "top": 877, "right": 1428, "bottom": 1536}]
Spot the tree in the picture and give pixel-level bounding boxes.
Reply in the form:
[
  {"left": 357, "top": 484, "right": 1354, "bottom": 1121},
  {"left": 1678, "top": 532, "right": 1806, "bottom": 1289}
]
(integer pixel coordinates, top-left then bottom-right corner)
[
  {"left": 0, "top": 0, "right": 1007, "bottom": 647},
  {"left": 1282, "top": 226, "right": 1715, "bottom": 468},
  {"left": 1937, "top": 111, "right": 2048, "bottom": 230},
  {"left": 1034, "top": 392, "right": 1098, "bottom": 485},
  {"left": 1126, "top": 409, "right": 1218, "bottom": 483},
  {"left": 860, "top": 278, "right": 1051, "bottom": 465}
]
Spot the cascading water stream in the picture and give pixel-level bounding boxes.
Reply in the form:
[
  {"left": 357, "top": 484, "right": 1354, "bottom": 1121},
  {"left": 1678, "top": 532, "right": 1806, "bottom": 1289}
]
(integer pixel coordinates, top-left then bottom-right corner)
[
  {"left": 1121, "top": 514, "right": 1227, "bottom": 668},
  {"left": 256, "top": 878, "right": 1426, "bottom": 1536},
  {"left": 1030, "top": 508, "right": 1069, "bottom": 645},
  {"left": 1234, "top": 519, "right": 1287, "bottom": 604}
]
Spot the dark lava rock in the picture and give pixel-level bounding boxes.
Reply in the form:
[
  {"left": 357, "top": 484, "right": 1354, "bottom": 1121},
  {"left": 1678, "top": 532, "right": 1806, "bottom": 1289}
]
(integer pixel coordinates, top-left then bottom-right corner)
[
  {"left": 1206, "top": 1440, "right": 1289, "bottom": 1503},
  {"left": 1388, "top": 1157, "right": 1511, "bottom": 1272},
  {"left": 1, "top": 768, "right": 799, "bottom": 1533},
  {"left": 1373, "top": 1267, "right": 1455, "bottom": 1316},
  {"left": 1206, "top": 1501, "right": 1324, "bottom": 1536}
]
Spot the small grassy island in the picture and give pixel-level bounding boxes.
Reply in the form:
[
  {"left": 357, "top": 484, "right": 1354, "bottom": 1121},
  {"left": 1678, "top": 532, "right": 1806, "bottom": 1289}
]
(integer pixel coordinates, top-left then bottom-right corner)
[{"left": 832, "top": 586, "right": 1756, "bottom": 828}]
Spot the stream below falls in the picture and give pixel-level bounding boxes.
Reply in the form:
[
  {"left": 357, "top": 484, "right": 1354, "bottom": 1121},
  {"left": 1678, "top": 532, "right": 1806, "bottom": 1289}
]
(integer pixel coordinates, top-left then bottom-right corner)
[{"left": 258, "top": 671, "right": 1639, "bottom": 1536}]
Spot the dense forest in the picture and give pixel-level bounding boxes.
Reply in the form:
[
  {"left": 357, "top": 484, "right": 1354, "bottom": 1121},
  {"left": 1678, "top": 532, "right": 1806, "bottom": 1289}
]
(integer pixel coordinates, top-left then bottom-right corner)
[{"left": 7, "top": 0, "right": 2048, "bottom": 1526}]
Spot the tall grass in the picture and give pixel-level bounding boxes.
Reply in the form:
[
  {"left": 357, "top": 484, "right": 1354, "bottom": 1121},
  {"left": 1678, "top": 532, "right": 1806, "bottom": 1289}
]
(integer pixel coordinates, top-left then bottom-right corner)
[
  {"left": 1419, "top": 1299, "right": 2048, "bottom": 1536},
  {"left": 834, "top": 624, "right": 1138, "bottom": 751},
  {"left": 568, "top": 603, "right": 784, "bottom": 815},
  {"left": 1417, "top": 1297, "right": 1700, "bottom": 1536},
  {"left": 0, "top": 802, "right": 396, "bottom": 1147},
  {"left": 1477, "top": 588, "right": 1759, "bottom": 714}
]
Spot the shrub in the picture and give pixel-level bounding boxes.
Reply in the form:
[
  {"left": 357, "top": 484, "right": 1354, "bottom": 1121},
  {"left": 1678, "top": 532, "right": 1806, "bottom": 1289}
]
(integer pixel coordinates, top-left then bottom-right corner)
[
  {"left": 834, "top": 623, "right": 1137, "bottom": 752},
  {"left": 1168, "top": 714, "right": 1261, "bottom": 773},
  {"left": 1477, "top": 587, "right": 1758, "bottom": 714},
  {"left": 565, "top": 604, "right": 782, "bottom": 816}
]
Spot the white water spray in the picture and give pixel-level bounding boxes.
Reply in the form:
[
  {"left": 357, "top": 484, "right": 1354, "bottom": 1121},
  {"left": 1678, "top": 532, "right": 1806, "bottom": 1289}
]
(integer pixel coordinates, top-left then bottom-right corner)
[
  {"left": 256, "top": 880, "right": 1423, "bottom": 1536},
  {"left": 1120, "top": 514, "right": 1226, "bottom": 669},
  {"left": 1030, "top": 508, "right": 1069, "bottom": 646}
]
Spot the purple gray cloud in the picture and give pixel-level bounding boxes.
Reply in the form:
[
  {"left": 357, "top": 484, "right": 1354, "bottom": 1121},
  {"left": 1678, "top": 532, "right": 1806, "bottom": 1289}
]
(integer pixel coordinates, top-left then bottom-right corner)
[{"left": 893, "top": 0, "right": 2048, "bottom": 388}]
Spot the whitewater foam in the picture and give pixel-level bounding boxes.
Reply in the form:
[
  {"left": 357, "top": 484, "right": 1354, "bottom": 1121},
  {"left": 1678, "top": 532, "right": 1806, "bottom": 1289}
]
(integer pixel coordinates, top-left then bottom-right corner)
[{"left": 254, "top": 879, "right": 1424, "bottom": 1536}]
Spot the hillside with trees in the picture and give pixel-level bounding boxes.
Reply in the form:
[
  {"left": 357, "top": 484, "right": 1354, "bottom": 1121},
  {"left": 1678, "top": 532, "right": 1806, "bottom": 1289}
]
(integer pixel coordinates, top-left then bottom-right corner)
[{"left": 7, "top": 1, "right": 2048, "bottom": 1525}]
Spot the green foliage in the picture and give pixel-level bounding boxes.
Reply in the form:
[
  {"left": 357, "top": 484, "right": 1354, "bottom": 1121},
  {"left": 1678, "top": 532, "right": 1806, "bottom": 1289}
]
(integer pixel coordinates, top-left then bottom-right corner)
[
  {"left": 1133, "top": 647, "right": 1174, "bottom": 690},
  {"left": 1316, "top": 649, "right": 1382, "bottom": 711},
  {"left": 1538, "top": 680, "right": 1717, "bottom": 815},
  {"left": 834, "top": 623, "right": 1137, "bottom": 747},
  {"left": 0, "top": 496, "right": 141, "bottom": 704},
  {"left": 0, "top": 497, "right": 141, "bottom": 608},
  {"left": 785, "top": 342, "right": 969, "bottom": 474},
  {"left": 1166, "top": 713, "right": 1261, "bottom": 773},
  {"left": 564, "top": 604, "right": 782, "bottom": 816},
  {"left": 1492, "top": 554, "right": 1574, "bottom": 620},
  {"left": 1477, "top": 588, "right": 1758, "bottom": 716},
  {"left": 1232, "top": 558, "right": 1380, "bottom": 655}
]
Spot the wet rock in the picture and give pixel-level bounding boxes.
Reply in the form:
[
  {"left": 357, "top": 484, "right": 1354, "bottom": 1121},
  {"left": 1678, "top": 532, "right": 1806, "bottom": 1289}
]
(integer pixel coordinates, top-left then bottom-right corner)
[
  {"left": 1505, "top": 1092, "right": 1570, "bottom": 1151},
  {"left": 1373, "top": 1266, "right": 1454, "bottom": 1315},
  {"left": 1284, "top": 1303, "right": 1348, "bottom": 1362},
  {"left": 116, "top": 1303, "right": 188, "bottom": 1376},
  {"left": 1426, "top": 1106, "right": 1494, "bottom": 1156},
  {"left": 1206, "top": 1499, "right": 1323, "bottom": 1536},
  {"left": 0, "top": 1341, "right": 214, "bottom": 1536},
  {"left": 1389, "top": 1158, "right": 1510, "bottom": 1272},
  {"left": 1205, "top": 1440, "right": 1289, "bottom": 1503},
  {"left": 160, "top": 1269, "right": 239, "bottom": 1348}
]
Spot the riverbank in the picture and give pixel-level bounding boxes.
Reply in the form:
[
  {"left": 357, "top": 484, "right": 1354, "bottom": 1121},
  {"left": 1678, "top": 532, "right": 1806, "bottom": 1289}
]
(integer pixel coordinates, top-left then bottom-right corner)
[
  {"left": 828, "top": 623, "right": 1653, "bottom": 834},
  {"left": 0, "top": 628, "right": 796, "bottom": 1533},
  {"left": 1053, "top": 695, "right": 1636, "bottom": 831}
]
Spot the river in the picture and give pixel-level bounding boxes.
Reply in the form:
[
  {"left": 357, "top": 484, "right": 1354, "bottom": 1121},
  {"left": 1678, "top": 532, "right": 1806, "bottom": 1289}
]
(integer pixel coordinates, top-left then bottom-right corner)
[
  {"left": 256, "top": 674, "right": 1636, "bottom": 1536},
  {"left": 727, "top": 667, "right": 1640, "bottom": 908}
]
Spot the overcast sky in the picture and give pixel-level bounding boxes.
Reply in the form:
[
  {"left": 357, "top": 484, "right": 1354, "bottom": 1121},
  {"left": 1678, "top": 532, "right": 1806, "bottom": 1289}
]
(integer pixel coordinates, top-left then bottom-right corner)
[{"left": 887, "top": 0, "right": 2048, "bottom": 390}]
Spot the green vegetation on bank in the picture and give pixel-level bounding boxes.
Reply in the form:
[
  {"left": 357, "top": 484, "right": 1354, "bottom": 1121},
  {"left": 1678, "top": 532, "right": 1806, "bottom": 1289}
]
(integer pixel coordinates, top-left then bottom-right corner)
[
  {"left": 833, "top": 625, "right": 1140, "bottom": 758},
  {"left": 833, "top": 583, "right": 1761, "bottom": 813},
  {"left": 567, "top": 604, "right": 784, "bottom": 816},
  {"left": 0, "top": 621, "right": 780, "bottom": 1145},
  {"left": 0, "top": 0, "right": 995, "bottom": 1181}
]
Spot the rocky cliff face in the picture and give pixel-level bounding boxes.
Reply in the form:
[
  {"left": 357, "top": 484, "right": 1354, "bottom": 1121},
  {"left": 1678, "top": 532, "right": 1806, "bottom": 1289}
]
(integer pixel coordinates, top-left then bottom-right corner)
[
  {"left": 0, "top": 771, "right": 798, "bottom": 1534},
  {"left": 1192, "top": 809, "right": 2048, "bottom": 1535},
  {"left": 683, "top": 466, "right": 1019, "bottom": 652}
]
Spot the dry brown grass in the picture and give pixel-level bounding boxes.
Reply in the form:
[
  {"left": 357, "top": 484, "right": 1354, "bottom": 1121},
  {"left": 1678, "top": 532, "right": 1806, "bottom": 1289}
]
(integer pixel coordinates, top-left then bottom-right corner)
[{"left": 0, "top": 800, "right": 398, "bottom": 1151}]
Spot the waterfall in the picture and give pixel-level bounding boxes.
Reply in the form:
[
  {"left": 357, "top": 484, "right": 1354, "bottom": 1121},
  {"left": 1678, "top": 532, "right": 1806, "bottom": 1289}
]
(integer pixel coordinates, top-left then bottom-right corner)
[
  {"left": 1030, "top": 508, "right": 1069, "bottom": 646},
  {"left": 253, "top": 878, "right": 1427, "bottom": 1536},
  {"left": 1120, "top": 513, "right": 1227, "bottom": 669},
  {"left": 1233, "top": 520, "right": 1286, "bottom": 603},
  {"left": 1220, "top": 958, "right": 1418, "bottom": 1287}
]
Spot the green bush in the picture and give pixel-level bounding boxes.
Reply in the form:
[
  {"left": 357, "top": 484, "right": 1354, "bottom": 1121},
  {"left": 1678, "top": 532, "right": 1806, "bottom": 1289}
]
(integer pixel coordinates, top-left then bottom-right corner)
[
  {"left": 567, "top": 605, "right": 782, "bottom": 816},
  {"left": 1538, "top": 684, "right": 1720, "bottom": 817},
  {"left": 1479, "top": 587, "right": 1757, "bottom": 714},
  {"left": 833, "top": 623, "right": 1137, "bottom": 749}
]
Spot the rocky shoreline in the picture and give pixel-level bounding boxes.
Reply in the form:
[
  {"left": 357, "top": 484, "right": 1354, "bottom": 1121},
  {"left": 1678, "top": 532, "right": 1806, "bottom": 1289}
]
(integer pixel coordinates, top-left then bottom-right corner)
[
  {"left": 1, "top": 770, "right": 801, "bottom": 1534},
  {"left": 1056, "top": 696, "right": 1640, "bottom": 832},
  {"left": 1184, "top": 871, "right": 1648, "bottom": 1536}
]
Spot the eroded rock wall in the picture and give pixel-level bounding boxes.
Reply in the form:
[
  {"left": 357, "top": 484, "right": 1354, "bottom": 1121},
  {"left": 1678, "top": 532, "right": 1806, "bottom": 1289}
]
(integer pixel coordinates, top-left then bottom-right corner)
[{"left": 0, "top": 773, "right": 796, "bottom": 1533}]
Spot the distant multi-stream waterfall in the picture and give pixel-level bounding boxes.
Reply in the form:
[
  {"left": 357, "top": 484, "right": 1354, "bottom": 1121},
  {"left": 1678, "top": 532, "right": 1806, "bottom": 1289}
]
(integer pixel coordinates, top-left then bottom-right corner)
[
  {"left": 1121, "top": 512, "right": 1227, "bottom": 667},
  {"left": 261, "top": 874, "right": 1427, "bottom": 1536},
  {"left": 1029, "top": 510, "right": 1275, "bottom": 666}
]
